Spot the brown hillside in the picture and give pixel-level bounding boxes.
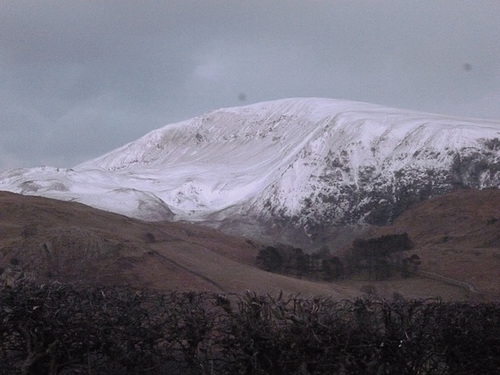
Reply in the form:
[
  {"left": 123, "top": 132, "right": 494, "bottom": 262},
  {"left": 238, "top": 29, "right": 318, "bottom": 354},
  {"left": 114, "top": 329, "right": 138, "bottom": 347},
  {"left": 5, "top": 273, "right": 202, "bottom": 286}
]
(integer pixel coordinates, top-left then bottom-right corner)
[
  {"left": 0, "top": 191, "right": 358, "bottom": 298},
  {"left": 377, "top": 189, "right": 500, "bottom": 300},
  {"left": 2, "top": 189, "right": 499, "bottom": 301}
]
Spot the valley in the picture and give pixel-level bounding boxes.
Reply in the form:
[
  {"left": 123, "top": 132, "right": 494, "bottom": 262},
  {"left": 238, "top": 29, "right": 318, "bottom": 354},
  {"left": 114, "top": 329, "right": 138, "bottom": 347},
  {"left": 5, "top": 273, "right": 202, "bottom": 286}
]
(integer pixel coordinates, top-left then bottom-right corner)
[{"left": 1, "top": 189, "right": 498, "bottom": 301}]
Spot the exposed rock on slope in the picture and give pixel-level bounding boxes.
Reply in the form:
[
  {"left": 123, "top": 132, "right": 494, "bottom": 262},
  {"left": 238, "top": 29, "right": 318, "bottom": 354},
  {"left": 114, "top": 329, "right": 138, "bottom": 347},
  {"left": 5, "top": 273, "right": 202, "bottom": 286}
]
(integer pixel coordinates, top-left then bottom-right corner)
[{"left": 1, "top": 98, "right": 500, "bottom": 242}]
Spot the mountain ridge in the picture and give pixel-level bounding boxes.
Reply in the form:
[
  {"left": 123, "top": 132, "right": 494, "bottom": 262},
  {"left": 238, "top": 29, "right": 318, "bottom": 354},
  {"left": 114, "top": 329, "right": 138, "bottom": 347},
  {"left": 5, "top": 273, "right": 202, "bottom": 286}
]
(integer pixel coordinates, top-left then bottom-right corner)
[{"left": 1, "top": 98, "right": 500, "bottom": 244}]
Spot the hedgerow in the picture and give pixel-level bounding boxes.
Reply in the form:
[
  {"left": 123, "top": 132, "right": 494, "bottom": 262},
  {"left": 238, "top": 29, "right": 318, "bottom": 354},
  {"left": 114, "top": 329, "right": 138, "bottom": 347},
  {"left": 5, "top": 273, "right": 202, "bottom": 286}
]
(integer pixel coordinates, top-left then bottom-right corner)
[{"left": 0, "top": 282, "right": 499, "bottom": 374}]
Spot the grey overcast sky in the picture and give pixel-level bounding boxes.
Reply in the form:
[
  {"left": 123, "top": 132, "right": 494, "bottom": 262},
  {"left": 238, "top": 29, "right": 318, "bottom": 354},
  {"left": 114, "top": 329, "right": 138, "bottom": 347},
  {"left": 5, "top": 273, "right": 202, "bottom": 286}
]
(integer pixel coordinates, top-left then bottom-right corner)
[{"left": 1, "top": 1, "right": 500, "bottom": 170}]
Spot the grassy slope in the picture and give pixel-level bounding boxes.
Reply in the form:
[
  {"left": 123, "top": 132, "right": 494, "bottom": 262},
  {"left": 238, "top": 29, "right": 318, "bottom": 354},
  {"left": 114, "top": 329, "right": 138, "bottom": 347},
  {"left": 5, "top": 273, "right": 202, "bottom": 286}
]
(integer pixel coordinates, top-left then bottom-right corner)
[
  {"left": 1, "top": 190, "right": 498, "bottom": 301},
  {"left": 0, "top": 191, "right": 359, "bottom": 298},
  {"left": 377, "top": 189, "right": 500, "bottom": 301}
]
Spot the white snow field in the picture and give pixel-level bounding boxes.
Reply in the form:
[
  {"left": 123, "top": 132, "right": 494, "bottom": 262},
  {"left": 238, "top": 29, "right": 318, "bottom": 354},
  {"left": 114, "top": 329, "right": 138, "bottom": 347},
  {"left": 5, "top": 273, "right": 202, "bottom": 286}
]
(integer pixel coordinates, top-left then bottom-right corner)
[{"left": 1, "top": 98, "right": 500, "bottom": 229}]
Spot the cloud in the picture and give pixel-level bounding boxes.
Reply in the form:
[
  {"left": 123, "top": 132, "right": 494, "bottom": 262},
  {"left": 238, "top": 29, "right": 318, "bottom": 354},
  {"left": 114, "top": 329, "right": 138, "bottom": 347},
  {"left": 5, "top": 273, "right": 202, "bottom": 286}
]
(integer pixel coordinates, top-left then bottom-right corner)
[{"left": 1, "top": 1, "right": 500, "bottom": 169}]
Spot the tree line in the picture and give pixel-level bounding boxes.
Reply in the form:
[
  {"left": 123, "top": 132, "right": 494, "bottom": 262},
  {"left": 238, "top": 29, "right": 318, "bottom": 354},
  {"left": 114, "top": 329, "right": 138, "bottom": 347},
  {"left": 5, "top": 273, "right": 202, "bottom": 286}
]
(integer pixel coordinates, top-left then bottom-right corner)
[
  {"left": 256, "top": 233, "right": 420, "bottom": 281},
  {"left": 0, "top": 282, "right": 498, "bottom": 374}
]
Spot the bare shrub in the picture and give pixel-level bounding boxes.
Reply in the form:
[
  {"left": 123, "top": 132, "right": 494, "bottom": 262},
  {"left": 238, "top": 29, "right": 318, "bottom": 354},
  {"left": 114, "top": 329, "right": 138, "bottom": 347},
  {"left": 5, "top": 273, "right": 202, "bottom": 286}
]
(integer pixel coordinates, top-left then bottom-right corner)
[{"left": 0, "top": 283, "right": 498, "bottom": 374}]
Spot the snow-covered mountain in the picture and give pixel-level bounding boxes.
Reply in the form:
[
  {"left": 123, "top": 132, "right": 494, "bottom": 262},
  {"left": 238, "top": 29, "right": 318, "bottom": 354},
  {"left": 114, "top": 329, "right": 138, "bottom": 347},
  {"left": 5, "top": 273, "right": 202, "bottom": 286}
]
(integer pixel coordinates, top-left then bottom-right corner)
[{"left": 2, "top": 98, "right": 500, "bottom": 241}]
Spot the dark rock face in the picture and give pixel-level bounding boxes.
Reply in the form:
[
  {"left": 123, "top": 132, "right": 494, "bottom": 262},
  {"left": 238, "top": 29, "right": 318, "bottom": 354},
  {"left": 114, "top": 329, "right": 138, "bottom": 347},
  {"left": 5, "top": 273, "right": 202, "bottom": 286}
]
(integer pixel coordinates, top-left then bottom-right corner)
[{"left": 258, "top": 144, "right": 500, "bottom": 239}]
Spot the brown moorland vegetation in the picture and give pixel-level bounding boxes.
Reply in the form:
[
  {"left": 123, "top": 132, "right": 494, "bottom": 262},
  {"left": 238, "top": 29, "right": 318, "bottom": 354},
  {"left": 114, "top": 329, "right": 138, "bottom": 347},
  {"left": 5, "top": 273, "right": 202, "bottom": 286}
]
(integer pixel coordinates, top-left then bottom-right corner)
[
  {"left": 1, "top": 189, "right": 499, "bottom": 301},
  {"left": 0, "top": 191, "right": 358, "bottom": 298},
  {"left": 374, "top": 188, "right": 500, "bottom": 301}
]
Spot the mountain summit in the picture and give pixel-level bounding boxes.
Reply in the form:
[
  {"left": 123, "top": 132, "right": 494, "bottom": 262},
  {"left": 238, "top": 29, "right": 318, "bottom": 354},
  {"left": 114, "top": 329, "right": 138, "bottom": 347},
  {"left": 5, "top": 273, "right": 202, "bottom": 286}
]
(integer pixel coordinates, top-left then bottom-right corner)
[{"left": 1, "top": 98, "right": 500, "bottom": 243}]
